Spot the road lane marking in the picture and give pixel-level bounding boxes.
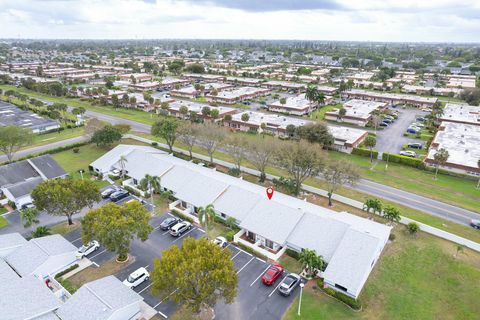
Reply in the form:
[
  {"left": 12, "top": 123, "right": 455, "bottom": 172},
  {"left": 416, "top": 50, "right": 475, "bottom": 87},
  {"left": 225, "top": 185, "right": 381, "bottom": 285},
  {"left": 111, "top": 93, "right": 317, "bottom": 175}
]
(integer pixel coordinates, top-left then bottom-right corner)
[
  {"left": 268, "top": 276, "right": 286, "bottom": 297},
  {"left": 250, "top": 265, "right": 271, "bottom": 287},
  {"left": 236, "top": 257, "right": 255, "bottom": 274}
]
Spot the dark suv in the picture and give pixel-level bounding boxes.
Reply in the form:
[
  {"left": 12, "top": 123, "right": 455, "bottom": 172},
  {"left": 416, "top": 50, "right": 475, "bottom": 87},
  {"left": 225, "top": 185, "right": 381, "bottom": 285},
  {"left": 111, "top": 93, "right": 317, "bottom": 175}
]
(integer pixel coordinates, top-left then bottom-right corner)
[
  {"left": 110, "top": 190, "right": 129, "bottom": 202},
  {"left": 159, "top": 217, "right": 180, "bottom": 231}
]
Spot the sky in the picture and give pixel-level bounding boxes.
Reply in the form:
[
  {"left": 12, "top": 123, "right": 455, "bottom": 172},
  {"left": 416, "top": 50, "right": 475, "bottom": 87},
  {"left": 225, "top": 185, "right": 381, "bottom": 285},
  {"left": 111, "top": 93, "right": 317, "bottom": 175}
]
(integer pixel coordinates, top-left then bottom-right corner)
[{"left": 0, "top": 0, "right": 479, "bottom": 42}]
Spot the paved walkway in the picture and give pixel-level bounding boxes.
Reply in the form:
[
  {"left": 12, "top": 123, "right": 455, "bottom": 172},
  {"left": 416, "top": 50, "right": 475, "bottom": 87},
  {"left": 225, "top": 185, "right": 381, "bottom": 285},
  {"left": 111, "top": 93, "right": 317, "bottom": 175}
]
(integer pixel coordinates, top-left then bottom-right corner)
[{"left": 126, "top": 134, "right": 480, "bottom": 252}]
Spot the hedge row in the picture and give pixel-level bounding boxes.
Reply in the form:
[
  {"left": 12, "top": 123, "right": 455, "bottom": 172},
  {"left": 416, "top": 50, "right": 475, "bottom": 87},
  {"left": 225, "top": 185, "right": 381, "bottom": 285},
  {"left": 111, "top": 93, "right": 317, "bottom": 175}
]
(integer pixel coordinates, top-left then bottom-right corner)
[
  {"left": 236, "top": 242, "right": 269, "bottom": 262},
  {"left": 352, "top": 147, "right": 378, "bottom": 159},
  {"left": 170, "top": 209, "right": 194, "bottom": 223},
  {"left": 382, "top": 152, "right": 425, "bottom": 169},
  {"left": 317, "top": 279, "right": 361, "bottom": 310},
  {"left": 55, "top": 264, "right": 79, "bottom": 279},
  {"left": 285, "top": 248, "right": 301, "bottom": 260}
]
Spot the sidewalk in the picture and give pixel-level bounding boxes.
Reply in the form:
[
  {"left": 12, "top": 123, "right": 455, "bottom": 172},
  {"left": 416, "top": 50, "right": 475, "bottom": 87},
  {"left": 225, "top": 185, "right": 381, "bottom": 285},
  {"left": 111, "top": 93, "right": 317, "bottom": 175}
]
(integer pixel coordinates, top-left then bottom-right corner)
[{"left": 126, "top": 134, "right": 480, "bottom": 252}]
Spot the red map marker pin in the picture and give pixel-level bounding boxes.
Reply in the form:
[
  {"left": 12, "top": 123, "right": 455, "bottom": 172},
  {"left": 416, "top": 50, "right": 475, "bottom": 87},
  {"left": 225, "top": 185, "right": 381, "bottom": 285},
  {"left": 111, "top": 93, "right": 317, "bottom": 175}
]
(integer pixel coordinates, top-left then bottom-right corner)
[{"left": 266, "top": 187, "right": 274, "bottom": 200}]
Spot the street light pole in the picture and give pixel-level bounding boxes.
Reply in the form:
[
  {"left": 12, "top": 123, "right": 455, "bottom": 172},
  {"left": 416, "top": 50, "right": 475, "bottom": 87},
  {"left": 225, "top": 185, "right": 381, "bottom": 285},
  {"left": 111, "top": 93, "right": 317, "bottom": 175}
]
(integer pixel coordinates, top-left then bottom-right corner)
[{"left": 297, "top": 282, "right": 305, "bottom": 316}]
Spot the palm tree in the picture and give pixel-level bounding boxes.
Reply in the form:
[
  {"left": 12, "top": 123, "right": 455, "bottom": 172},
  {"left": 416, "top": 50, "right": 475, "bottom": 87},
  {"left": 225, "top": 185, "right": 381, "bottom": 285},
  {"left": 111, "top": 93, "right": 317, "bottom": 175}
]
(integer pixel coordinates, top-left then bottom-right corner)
[
  {"left": 32, "top": 226, "right": 51, "bottom": 238},
  {"left": 299, "top": 249, "right": 324, "bottom": 277},
  {"left": 305, "top": 85, "right": 319, "bottom": 105},
  {"left": 198, "top": 204, "right": 216, "bottom": 240},
  {"left": 433, "top": 148, "right": 449, "bottom": 180},
  {"left": 119, "top": 155, "right": 128, "bottom": 178},
  {"left": 315, "top": 92, "right": 326, "bottom": 106},
  {"left": 20, "top": 207, "right": 39, "bottom": 228},
  {"left": 139, "top": 174, "right": 161, "bottom": 205}
]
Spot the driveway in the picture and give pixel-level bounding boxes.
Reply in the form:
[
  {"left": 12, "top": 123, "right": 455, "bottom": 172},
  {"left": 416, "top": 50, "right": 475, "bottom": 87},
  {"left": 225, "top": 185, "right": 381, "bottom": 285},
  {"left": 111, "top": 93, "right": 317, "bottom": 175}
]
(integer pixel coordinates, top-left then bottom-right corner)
[{"left": 375, "top": 108, "right": 427, "bottom": 154}]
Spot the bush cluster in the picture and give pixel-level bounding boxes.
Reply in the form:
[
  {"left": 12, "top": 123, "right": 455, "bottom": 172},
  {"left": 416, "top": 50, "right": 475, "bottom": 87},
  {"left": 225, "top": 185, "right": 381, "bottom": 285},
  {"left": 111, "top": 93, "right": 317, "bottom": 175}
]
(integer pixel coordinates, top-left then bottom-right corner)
[
  {"left": 170, "top": 209, "right": 194, "bottom": 223},
  {"left": 236, "top": 242, "right": 268, "bottom": 261},
  {"left": 316, "top": 279, "right": 362, "bottom": 310},
  {"left": 382, "top": 152, "right": 425, "bottom": 169},
  {"left": 285, "top": 248, "right": 301, "bottom": 260},
  {"left": 352, "top": 147, "right": 378, "bottom": 159},
  {"left": 55, "top": 264, "right": 79, "bottom": 279}
]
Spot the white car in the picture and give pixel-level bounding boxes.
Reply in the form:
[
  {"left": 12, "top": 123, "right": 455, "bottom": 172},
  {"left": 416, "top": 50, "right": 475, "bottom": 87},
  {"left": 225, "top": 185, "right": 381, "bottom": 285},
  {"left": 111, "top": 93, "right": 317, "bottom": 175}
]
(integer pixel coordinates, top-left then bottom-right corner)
[
  {"left": 212, "top": 236, "right": 228, "bottom": 248},
  {"left": 76, "top": 240, "right": 100, "bottom": 259},
  {"left": 169, "top": 221, "right": 192, "bottom": 237},
  {"left": 110, "top": 169, "right": 121, "bottom": 177},
  {"left": 399, "top": 150, "right": 417, "bottom": 158},
  {"left": 123, "top": 267, "right": 150, "bottom": 289}
]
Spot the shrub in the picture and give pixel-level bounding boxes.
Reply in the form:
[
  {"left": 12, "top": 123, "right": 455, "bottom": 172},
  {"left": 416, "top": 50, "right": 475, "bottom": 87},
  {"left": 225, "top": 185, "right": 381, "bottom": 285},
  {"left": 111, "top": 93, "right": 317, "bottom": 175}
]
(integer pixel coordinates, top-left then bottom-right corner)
[
  {"left": 285, "top": 248, "right": 301, "bottom": 260},
  {"left": 72, "top": 147, "right": 80, "bottom": 154},
  {"left": 272, "top": 176, "right": 298, "bottom": 195},
  {"left": 55, "top": 264, "right": 79, "bottom": 279},
  {"left": 316, "top": 279, "right": 362, "bottom": 310},
  {"left": 389, "top": 233, "right": 396, "bottom": 241},
  {"left": 382, "top": 152, "right": 426, "bottom": 169},
  {"left": 236, "top": 242, "right": 268, "bottom": 261},
  {"left": 123, "top": 186, "right": 141, "bottom": 197},
  {"left": 352, "top": 147, "right": 378, "bottom": 159},
  {"left": 7, "top": 200, "right": 16, "bottom": 210},
  {"left": 227, "top": 167, "right": 241, "bottom": 177},
  {"left": 170, "top": 209, "right": 194, "bottom": 223},
  {"left": 406, "top": 222, "right": 420, "bottom": 236},
  {"left": 225, "top": 230, "right": 237, "bottom": 242},
  {"left": 151, "top": 142, "right": 158, "bottom": 147}
]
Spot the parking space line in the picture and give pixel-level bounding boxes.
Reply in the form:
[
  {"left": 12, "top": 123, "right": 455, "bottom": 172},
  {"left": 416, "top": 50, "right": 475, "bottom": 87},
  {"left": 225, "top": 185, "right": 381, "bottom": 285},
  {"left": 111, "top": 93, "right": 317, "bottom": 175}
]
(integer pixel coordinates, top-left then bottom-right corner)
[
  {"left": 91, "top": 261, "right": 99, "bottom": 268},
  {"left": 256, "top": 257, "right": 267, "bottom": 264},
  {"left": 71, "top": 237, "right": 82, "bottom": 243},
  {"left": 236, "top": 257, "right": 255, "bottom": 274},
  {"left": 89, "top": 249, "right": 107, "bottom": 259},
  {"left": 235, "top": 246, "right": 252, "bottom": 257},
  {"left": 268, "top": 276, "right": 286, "bottom": 297},
  {"left": 154, "top": 288, "right": 179, "bottom": 307},
  {"left": 161, "top": 230, "right": 170, "bottom": 235},
  {"left": 223, "top": 243, "right": 230, "bottom": 250},
  {"left": 172, "top": 228, "right": 196, "bottom": 243},
  {"left": 230, "top": 251, "right": 241, "bottom": 260},
  {"left": 250, "top": 265, "right": 271, "bottom": 287},
  {"left": 138, "top": 283, "right": 153, "bottom": 294},
  {"left": 158, "top": 311, "right": 168, "bottom": 319}
]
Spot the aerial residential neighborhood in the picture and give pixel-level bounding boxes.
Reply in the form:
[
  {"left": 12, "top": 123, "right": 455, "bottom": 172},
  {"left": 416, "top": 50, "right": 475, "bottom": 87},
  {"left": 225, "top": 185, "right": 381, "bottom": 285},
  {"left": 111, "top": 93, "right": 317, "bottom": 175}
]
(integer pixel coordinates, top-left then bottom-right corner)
[{"left": 0, "top": 1, "right": 479, "bottom": 320}]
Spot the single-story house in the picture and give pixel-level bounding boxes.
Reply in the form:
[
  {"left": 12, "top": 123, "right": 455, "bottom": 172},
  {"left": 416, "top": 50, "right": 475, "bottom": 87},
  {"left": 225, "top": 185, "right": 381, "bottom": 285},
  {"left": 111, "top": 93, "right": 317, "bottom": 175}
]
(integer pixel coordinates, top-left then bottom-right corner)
[
  {"left": 0, "top": 155, "right": 68, "bottom": 208},
  {"left": 90, "top": 145, "right": 391, "bottom": 298}
]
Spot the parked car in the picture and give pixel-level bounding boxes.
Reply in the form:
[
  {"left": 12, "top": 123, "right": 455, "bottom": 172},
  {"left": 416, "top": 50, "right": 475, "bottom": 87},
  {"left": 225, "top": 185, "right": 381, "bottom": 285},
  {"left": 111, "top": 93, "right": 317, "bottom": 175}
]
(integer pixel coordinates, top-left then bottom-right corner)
[
  {"left": 416, "top": 117, "right": 426, "bottom": 122},
  {"left": 406, "top": 128, "right": 418, "bottom": 134},
  {"left": 159, "top": 217, "right": 181, "bottom": 231},
  {"left": 278, "top": 273, "right": 301, "bottom": 296},
  {"left": 20, "top": 203, "right": 35, "bottom": 210},
  {"left": 123, "top": 267, "right": 150, "bottom": 289},
  {"left": 169, "top": 221, "right": 192, "bottom": 237},
  {"left": 470, "top": 219, "right": 480, "bottom": 229},
  {"left": 262, "top": 264, "right": 284, "bottom": 286},
  {"left": 76, "top": 240, "right": 100, "bottom": 259},
  {"left": 101, "top": 186, "right": 120, "bottom": 199},
  {"left": 384, "top": 115, "right": 394, "bottom": 120},
  {"left": 382, "top": 118, "right": 393, "bottom": 124},
  {"left": 109, "top": 169, "right": 121, "bottom": 178},
  {"left": 400, "top": 150, "right": 417, "bottom": 157},
  {"left": 408, "top": 142, "right": 423, "bottom": 149},
  {"left": 109, "top": 190, "right": 129, "bottom": 202},
  {"left": 412, "top": 122, "right": 424, "bottom": 127},
  {"left": 379, "top": 122, "right": 389, "bottom": 127},
  {"left": 212, "top": 236, "right": 228, "bottom": 248}
]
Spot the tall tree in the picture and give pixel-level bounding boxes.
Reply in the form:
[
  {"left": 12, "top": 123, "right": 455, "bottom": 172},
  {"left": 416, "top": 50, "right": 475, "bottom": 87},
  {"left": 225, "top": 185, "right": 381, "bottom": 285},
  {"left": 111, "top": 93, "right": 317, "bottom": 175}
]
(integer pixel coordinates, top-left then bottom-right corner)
[
  {"left": 82, "top": 201, "right": 153, "bottom": 261},
  {"left": 323, "top": 160, "right": 360, "bottom": 206},
  {"left": 248, "top": 138, "right": 279, "bottom": 182},
  {"left": 150, "top": 238, "right": 237, "bottom": 314},
  {"left": 275, "top": 140, "right": 327, "bottom": 195},
  {"left": 223, "top": 135, "right": 248, "bottom": 170},
  {"left": 151, "top": 118, "right": 179, "bottom": 153},
  {"left": 305, "top": 85, "right": 319, "bottom": 104},
  {"left": 91, "top": 125, "right": 122, "bottom": 147},
  {"left": 0, "top": 126, "right": 33, "bottom": 161},
  {"left": 383, "top": 205, "right": 401, "bottom": 224},
  {"left": 296, "top": 122, "right": 334, "bottom": 147},
  {"left": 32, "top": 179, "right": 100, "bottom": 225},
  {"left": 177, "top": 123, "right": 200, "bottom": 159},
  {"left": 198, "top": 204, "right": 216, "bottom": 240},
  {"left": 299, "top": 249, "right": 324, "bottom": 277},
  {"left": 363, "top": 135, "right": 377, "bottom": 163},
  {"left": 433, "top": 148, "right": 449, "bottom": 180},
  {"left": 198, "top": 123, "right": 226, "bottom": 164},
  {"left": 85, "top": 118, "right": 105, "bottom": 139},
  {"left": 118, "top": 155, "right": 128, "bottom": 178}
]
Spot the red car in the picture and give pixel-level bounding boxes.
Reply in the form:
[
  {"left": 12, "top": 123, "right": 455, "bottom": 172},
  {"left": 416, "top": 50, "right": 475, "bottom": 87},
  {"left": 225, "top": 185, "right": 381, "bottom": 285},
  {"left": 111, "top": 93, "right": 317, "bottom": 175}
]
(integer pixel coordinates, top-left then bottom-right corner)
[{"left": 262, "top": 264, "right": 284, "bottom": 286}]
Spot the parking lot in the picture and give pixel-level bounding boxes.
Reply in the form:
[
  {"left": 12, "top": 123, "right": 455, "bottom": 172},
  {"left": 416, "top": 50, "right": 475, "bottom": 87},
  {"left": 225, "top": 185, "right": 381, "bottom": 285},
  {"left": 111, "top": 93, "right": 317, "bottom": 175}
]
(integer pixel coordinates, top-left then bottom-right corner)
[
  {"left": 375, "top": 108, "right": 428, "bottom": 154},
  {"left": 65, "top": 212, "right": 300, "bottom": 319}
]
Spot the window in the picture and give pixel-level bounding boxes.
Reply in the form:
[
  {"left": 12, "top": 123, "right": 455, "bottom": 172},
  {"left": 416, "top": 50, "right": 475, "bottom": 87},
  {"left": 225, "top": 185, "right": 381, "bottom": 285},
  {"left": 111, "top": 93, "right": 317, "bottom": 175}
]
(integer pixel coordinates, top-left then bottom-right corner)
[
  {"left": 334, "top": 284, "right": 348, "bottom": 292},
  {"left": 265, "top": 239, "right": 274, "bottom": 249},
  {"left": 220, "top": 212, "right": 226, "bottom": 218}
]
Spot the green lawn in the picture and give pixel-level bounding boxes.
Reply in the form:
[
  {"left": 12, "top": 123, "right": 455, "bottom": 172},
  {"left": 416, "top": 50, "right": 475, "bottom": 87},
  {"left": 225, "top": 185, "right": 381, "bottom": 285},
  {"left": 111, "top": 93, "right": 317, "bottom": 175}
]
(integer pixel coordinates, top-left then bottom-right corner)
[
  {"left": 278, "top": 255, "right": 303, "bottom": 274},
  {"left": 0, "top": 216, "right": 9, "bottom": 229},
  {"left": 309, "top": 103, "right": 342, "bottom": 120},
  {"left": 0, "top": 207, "right": 8, "bottom": 215},
  {"left": 284, "top": 230, "right": 480, "bottom": 320},
  {"left": 28, "top": 127, "right": 85, "bottom": 149},
  {"left": 50, "top": 221, "right": 82, "bottom": 235}
]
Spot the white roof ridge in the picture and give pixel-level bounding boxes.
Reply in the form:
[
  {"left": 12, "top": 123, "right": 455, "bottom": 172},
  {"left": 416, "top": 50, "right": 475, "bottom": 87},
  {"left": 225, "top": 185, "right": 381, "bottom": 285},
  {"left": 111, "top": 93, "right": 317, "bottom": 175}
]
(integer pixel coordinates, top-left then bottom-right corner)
[{"left": 84, "top": 283, "right": 114, "bottom": 310}]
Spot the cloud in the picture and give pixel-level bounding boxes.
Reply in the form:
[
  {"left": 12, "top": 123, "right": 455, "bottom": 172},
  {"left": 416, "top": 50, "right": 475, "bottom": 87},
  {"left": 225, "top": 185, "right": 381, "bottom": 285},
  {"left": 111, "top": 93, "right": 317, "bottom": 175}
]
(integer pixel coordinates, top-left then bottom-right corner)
[{"left": 179, "top": 0, "right": 344, "bottom": 12}]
